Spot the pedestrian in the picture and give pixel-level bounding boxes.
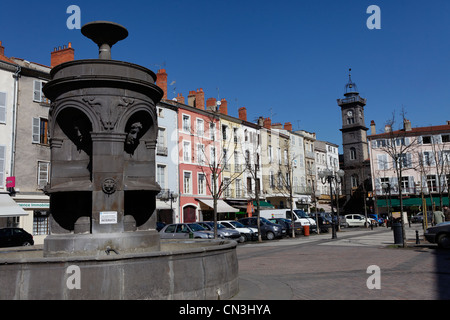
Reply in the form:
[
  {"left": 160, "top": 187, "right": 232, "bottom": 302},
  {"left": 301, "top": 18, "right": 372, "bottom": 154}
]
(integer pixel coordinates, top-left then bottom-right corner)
[
  {"left": 443, "top": 206, "right": 450, "bottom": 222},
  {"left": 433, "top": 210, "right": 445, "bottom": 225}
]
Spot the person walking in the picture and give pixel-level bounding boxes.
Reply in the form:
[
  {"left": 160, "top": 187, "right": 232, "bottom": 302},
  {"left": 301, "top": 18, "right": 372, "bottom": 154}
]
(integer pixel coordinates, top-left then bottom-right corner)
[
  {"left": 433, "top": 210, "right": 445, "bottom": 225},
  {"left": 443, "top": 206, "right": 450, "bottom": 222}
]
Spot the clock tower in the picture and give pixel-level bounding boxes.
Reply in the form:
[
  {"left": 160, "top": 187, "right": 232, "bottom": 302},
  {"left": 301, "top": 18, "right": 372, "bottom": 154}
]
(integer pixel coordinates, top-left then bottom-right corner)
[{"left": 337, "top": 69, "right": 370, "bottom": 201}]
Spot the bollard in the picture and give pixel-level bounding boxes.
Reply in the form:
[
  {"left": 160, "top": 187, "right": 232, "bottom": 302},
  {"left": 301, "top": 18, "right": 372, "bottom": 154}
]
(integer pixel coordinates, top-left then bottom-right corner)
[
  {"left": 370, "top": 223, "right": 374, "bottom": 230},
  {"left": 416, "top": 230, "right": 420, "bottom": 245}
]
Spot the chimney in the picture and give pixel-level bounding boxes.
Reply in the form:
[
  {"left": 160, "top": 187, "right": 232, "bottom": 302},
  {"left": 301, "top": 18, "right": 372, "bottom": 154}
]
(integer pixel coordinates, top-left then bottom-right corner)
[
  {"left": 272, "top": 123, "right": 283, "bottom": 129},
  {"left": 206, "top": 97, "right": 217, "bottom": 112},
  {"left": 238, "top": 107, "right": 247, "bottom": 121},
  {"left": 174, "top": 93, "right": 185, "bottom": 104},
  {"left": 257, "top": 116, "right": 264, "bottom": 127},
  {"left": 403, "top": 118, "right": 412, "bottom": 131},
  {"left": 195, "top": 88, "right": 205, "bottom": 110},
  {"left": 370, "top": 120, "right": 376, "bottom": 135},
  {"left": 156, "top": 69, "right": 168, "bottom": 100},
  {"left": 263, "top": 117, "right": 271, "bottom": 129},
  {"left": 188, "top": 90, "right": 197, "bottom": 107},
  {"left": 219, "top": 98, "right": 228, "bottom": 115},
  {"left": 447, "top": 120, "right": 450, "bottom": 125},
  {"left": 51, "top": 42, "right": 74, "bottom": 68},
  {"left": 0, "top": 41, "right": 4, "bottom": 56},
  {"left": 384, "top": 124, "right": 391, "bottom": 133},
  {"left": 284, "top": 122, "right": 292, "bottom": 131}
]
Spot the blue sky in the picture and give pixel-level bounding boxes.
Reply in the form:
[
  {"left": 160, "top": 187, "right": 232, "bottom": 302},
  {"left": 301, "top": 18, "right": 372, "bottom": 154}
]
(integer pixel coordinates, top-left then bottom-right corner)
[{"left": 1, "top": 0, "right": 450, "bottom": 151}]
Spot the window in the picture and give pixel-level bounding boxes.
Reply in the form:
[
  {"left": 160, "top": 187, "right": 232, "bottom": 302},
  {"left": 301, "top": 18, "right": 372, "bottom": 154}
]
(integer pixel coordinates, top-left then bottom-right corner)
[
  {"left": 157, "top": 128, "right": 167, "bottom": 156},
  {"left": 235, "top": 179, "right": 241, "bottom": 197},
  {"left": 401, "top": 176, "right": 412, "bottom": 194},
  {"left": 210, "top": 146, "right": 216, "bottom": 165},
  {"left": 377, "top": 154, "right": 389, "bottom": 170},
  {"left": 32, "top": 118, "right": 49, "bottom": 144},
  {"left": 33, "top": 80, "right": 50, "bottom": 104},
  {"left": 268, "top": 145, "right": 273, "bottom": 163},
  {"left": 247, "top": 177, "right": 252, "bottom": 194},
  {"left": 422, "top": 136, "right": 431, "bottom": 144},
  {"left": 209, "top": 123, "right": 215, "bottom": 140},
  {"left": 223, "top": 178, "right": 230, "bottom": 197},
  {"left": 197, "top": 144, "right": 205, "bottom": 165},
  {"left": 198, "top": 173, "right": 206, "bottom": 195},
  {"left": 182, "top": 114, "right": 190, "bottom": 132},
  {"left": 33, "top": 211, "right": 50, "bottom": 235},
  {"left": 351, "top": 174, "right": 359, "bottom": 188},
  {"left": 0, "top": 92, "right": 6, "bottom": 124},
  {"left": 350, "top": 148, "right": 356, "bottom": 160},
  {"left": 347, "top": 117, "right": 354, "bottom": 125},
  {"left": 196, "top": 119, "right": 204, "bottom": 137},
  {"left": 0, "top": 145, "right": 5, "bottom": 188},
  {"left": 423, "top": 151, "right": 435, "bottom": 166},
  {"left": 427, "top": 175, "right": 437, "bottom": 192},
  {"left": 183, "top": 172, "right": 192, "bottom": 194},
  {"left": 156, "top": 164, "right": 166, "bottom": 189},
  {"left": 395, "top": 153, "right": 412, "bottom": 168},
  {"left": 442, "top": 135, "right": 450, "bottom": 143},
  {"left": 222, "top": 125, "right": 227, "bottom": 140},
  {"left": 37, "top": 161, "right": 50, "bottom": 188},
  {"left": 233, "top": 128, "right": 238, "bottom": 143},
  {"left": 269, "top": 171, "right": 274, "bottom": 188},
  {"left": 183, "top": 141, "right": 191, "bottom": 163}
]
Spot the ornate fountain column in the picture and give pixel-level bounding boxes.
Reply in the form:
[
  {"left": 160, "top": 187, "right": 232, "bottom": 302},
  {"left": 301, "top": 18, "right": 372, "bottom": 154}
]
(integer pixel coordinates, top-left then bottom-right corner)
[{"left": 42, "top": 21, "right": 163, "bottom": 256}]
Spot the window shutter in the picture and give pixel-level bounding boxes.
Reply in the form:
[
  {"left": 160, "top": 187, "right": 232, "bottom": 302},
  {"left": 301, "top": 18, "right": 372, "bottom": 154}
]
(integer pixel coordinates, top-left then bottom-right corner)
[
  {"left": 0, "top": 145, "right": 5, "bottom": 188},
  {"left": 0, "top": 92, "right": 6, "bottom": 123},
  {"left": 32, "top": 117, "right": 40, "bottom": 143},
  {"left": 33, "top": 80, "right": 42, "bottom": 102}
]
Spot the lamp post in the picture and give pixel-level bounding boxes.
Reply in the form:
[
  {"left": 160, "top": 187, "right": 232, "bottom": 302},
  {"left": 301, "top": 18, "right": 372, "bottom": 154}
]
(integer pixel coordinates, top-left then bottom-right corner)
[
  {"left": 381, "top": 182, "right": 392, "bottom": 228},
  {"left": 319, "top": 169, "right": 345, "bottom": 239},
  {"left": 159, "top": 189, "right": 179, "bottom": 222}
]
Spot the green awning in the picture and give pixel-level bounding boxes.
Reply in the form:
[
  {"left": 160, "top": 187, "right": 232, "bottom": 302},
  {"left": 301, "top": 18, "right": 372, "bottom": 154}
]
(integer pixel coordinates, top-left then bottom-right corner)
[
  {"left": 377, "top": 197, "right": 449, "bottom": 208},
  {"left": 253, "top": 201, "right": 274, "bottom": 208}
]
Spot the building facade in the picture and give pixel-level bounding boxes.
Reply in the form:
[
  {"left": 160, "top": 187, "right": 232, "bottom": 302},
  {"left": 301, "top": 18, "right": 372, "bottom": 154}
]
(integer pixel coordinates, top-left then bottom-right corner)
[{"left": 368, "top": 119, "right": 450, "bottom": 213}]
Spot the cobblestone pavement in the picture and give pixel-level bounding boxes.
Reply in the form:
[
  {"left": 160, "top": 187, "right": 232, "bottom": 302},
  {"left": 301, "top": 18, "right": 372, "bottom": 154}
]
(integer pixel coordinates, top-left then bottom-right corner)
[{"left": 232, "top": 224, "right": 450, "bottom": 300}]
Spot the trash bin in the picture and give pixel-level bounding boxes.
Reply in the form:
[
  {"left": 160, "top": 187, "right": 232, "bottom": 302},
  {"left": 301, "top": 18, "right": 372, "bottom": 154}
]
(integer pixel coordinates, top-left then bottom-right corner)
[
  {"left": 303, "top": 225, "right": 310, "bottom": 236},
  {"left": 393, "top": 222, "right": 403, "bottom": 245}
]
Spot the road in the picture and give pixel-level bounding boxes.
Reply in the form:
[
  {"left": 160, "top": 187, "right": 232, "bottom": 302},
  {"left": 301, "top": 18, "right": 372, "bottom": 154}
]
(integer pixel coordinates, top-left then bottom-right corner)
[{"left": 232, "top": 224, "right": 450, "bottom": 300}]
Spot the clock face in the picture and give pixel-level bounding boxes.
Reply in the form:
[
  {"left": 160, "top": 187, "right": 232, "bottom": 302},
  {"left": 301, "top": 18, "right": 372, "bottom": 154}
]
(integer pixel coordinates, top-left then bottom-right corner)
[{"left": 347, "top": 110, "right": 353, "bottom": 117}]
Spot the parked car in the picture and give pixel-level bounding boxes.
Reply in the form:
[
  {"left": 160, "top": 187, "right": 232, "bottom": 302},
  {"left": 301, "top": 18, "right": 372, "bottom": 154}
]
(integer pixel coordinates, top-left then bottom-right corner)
[
  {"left": 218, "top": 220, "right": 258, "bottom": 241},
  {"left": 0, "top": 228, "right": 34, "bottom": 247},
  {"left": 369, "top": 214, "right": 384, "bottom": 226},
  {"left": 425, "top": 221, "right": 450, "bottom": 249},
  {"left": 238, "top": 217, "right": 285, "bottom": 240},
  {"left": 310, "top": 212, "right": 332, "bottom": 233},
  {"left": 196, "top": 221, "right": 242, "bottom": 241},
  {"left": 267, "top": 218, "right": 292, "bottom": 236},
  {"left": 344, "top": 214, "right": 374, "bottom": 227},
  {"left": 159, "top": 223, "right": 214, "bottom": 239},
  {"left": 411, "top": 212, "right": 433, "bottom": 224}
]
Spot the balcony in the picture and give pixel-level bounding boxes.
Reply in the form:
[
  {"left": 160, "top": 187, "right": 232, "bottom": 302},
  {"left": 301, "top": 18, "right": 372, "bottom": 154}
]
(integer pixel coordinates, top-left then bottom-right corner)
[
  {"left": 337, "top": 96, "right": 367, "bottom": 106},
  {"left": 156, "top": 145, "right": 168, "bottom": 156}
]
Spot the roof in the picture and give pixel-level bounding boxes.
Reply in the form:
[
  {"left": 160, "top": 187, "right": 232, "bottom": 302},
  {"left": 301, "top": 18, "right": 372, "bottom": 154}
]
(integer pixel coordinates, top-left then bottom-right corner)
[{"left": 368, "top": 124, "right": 450, "bottom": 139}]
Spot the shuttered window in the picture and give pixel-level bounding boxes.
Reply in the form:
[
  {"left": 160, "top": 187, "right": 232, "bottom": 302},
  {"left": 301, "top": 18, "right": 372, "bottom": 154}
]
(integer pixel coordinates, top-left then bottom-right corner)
[{"left": 0, "top": 92, "right": 6, "bottom": 124}]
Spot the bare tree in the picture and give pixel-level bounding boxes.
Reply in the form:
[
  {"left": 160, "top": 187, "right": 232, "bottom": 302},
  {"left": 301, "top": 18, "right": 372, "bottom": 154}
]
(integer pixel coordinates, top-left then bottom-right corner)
[{"left": 377, "top": 110, "right": 418, "bottom": 247}]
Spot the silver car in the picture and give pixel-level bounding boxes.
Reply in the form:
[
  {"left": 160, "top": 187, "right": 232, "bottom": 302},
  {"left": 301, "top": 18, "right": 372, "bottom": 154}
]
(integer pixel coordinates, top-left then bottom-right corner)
[
  {"left": 159, "top": 223, "right": 214, "bottom": 239},
  {"left": 197, "top": 222, "right": 242, "bottom": 241}
]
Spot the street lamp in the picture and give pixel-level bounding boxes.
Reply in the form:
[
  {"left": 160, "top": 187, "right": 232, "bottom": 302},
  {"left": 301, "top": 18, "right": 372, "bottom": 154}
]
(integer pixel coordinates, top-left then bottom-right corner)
[
  {"left": 318, "top": 168, "right": 345, "bottom": 239},
  {"left": 381, "top": 182, "right": 392, "bottom": 228},
  {"left": 159, "top": 189, "right": 179, "bottom": 221}
]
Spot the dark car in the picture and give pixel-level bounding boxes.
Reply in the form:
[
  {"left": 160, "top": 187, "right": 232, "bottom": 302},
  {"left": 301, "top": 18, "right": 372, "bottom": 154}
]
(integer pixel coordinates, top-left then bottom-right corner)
[
  {"left": 411, "top": 212, "right": 433, "bottom": 224},
  {"left": 268, "top": 218, "right": 296, "bottom": 237},
  {"left": 0, "top": 228, "right": 34, "bottom": 247},
  {"left": 425, "top": 222, "right": 450, "bottom": 249},
  {"left": 238, "top": 217, "right": 285, "bottom": 240},
  {"left": 310, "top": 212, "right": 332, "bottom": 233}
]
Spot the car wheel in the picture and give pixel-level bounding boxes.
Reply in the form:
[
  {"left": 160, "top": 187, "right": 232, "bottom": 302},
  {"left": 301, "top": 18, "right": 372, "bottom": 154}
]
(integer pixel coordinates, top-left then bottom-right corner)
[
  {"left": 437, "top": 234, "right": 450, "bottom": 249},
  {"left": 266, "top": 231, "right": 275, "bottom": 240},
  {"left": 238, "top": 235, "right": 246, "bottom": 243},
  {"left": 22, "top": 241, "right": 32, "bottom": 246}
]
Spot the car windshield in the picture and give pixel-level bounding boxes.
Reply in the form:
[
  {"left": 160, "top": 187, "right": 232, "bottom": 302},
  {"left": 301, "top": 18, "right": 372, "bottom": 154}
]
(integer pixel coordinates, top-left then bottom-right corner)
[
  {"left": 205, "top": 222, "right": 225, "bottom": 229},
  {"left": 229, "top": 221, "right": 245, "bottom": 228},
  {"left": 293, "top": 210, "right": 309, "bottom": 218},
  {"left": 188, "top": 223, "right": 206, "bottom": 231}
]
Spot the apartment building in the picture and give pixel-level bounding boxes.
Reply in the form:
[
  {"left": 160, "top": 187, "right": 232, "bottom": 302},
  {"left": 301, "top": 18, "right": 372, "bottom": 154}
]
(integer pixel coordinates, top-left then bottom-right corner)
[{"left": 368, "top": 119, "right": 450, "bottom": 213}]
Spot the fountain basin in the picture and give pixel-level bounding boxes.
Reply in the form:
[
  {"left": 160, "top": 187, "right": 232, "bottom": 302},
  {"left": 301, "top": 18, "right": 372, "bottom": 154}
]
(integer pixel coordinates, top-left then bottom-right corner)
[{"left": 0, "top": 239, "right": 238, "bottom": 300}]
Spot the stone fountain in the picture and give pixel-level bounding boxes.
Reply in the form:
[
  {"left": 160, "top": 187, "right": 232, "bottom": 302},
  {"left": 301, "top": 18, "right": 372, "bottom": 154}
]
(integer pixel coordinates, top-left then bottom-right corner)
[{"left": 0, "top": 21, "right": 238, "bottom": 300}]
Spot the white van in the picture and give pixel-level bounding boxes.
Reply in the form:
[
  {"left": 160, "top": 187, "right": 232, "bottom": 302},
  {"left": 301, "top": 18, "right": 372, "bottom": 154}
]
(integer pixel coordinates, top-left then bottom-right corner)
[{"left": 259, "top": 209, "right": 317, "bottom": 233}]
